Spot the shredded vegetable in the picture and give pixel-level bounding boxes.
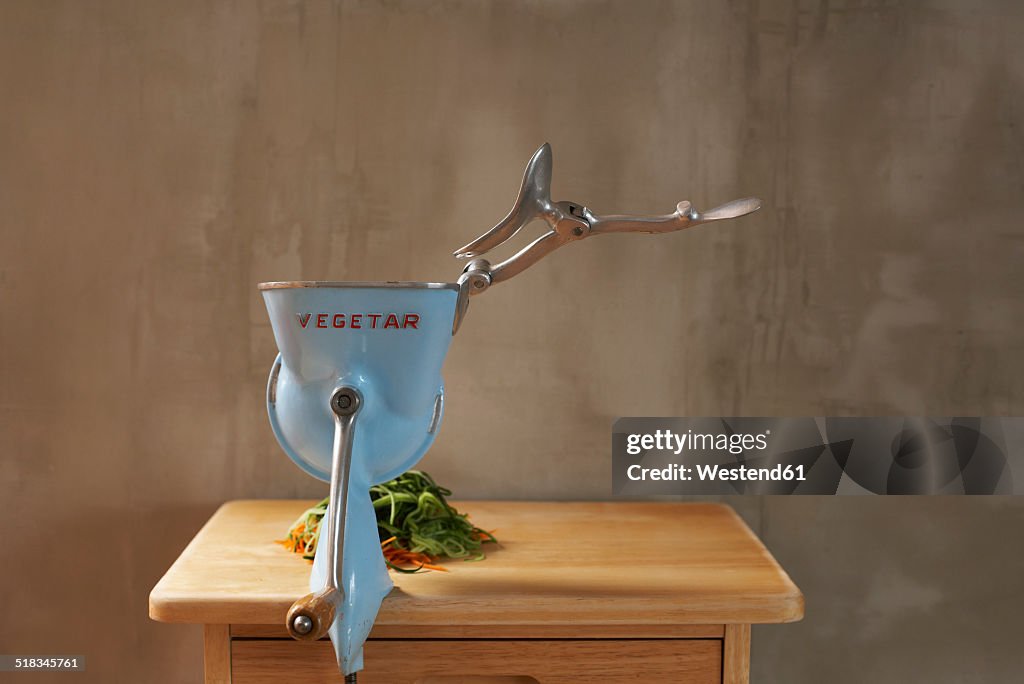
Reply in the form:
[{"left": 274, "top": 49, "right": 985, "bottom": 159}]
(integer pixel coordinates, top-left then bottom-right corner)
[{"left": 279, "top": 470, "right": 497, "bottom": 572}]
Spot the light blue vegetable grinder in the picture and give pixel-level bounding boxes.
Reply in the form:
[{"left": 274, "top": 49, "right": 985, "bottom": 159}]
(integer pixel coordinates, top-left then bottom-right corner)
[{"left": 260, "top": 143, "right": 762, "bottom": 680}]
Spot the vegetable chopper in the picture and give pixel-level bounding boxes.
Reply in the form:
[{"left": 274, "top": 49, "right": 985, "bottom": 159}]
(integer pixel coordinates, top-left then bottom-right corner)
[{"left": 259, "top": 143, "right": 761, "bottom": 680}]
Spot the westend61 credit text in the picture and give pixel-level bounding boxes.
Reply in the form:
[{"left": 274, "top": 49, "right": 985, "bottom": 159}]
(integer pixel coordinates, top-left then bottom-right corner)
[
  {"left": 612, "top": 417, "right": 1021, "bottom": 495},
  {"left": 623, "top": 428, "right": 807, "bottom": 482}
]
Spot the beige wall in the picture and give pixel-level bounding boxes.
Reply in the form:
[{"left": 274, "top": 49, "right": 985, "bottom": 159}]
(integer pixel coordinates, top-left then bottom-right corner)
[{"left": 2, "top": 1, "right": 1023, "bottom": 682}]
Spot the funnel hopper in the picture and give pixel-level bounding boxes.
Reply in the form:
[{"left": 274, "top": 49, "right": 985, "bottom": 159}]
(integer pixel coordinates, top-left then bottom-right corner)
[{"left": 261, "top": 280, "right": 460, "bottom": 675}]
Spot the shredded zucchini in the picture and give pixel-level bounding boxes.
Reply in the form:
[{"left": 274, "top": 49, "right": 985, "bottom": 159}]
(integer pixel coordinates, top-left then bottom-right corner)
[{"left": 280, "top": 470, "right": 497, "bottom": 572}]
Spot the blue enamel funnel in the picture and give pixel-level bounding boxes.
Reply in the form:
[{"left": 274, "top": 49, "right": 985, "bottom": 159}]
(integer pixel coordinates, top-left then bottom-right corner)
[
  {"left": 259, "top": 143, "right": 762, "bottom": 680},
  {"left": 261, "top": 281, "right": 459, "bottom": 675}
]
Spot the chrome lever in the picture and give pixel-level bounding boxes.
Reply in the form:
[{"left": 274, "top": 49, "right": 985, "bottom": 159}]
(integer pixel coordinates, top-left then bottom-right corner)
[
  {"left": 453, "top": 143, "right": 562, "bottom": 259},
  {"left": 452, "top": 143, "right": 761, "bottom": 297},
  {"left": 587, "top": 197, "right": 763, "bottom": 235}
]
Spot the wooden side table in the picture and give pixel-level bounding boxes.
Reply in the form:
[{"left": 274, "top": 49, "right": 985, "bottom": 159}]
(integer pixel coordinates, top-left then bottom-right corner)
[{"left": 150, "top": 501, "right": 803, "bottom": 683}]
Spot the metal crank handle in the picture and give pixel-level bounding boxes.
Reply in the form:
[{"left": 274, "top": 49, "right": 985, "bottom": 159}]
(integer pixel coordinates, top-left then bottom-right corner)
[{"left": 285, "top": 386, "right": 362, "bottom": 641}]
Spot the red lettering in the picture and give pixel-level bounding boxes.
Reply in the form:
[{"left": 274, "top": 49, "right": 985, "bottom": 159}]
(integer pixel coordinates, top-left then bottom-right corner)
[{"left": 300, "top": 312, "right": 421, "bottom": 331}]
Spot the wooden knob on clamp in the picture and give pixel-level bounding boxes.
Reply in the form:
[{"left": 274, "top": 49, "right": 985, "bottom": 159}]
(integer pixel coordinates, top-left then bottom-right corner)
[{"left": 285, "top": 587, "right": 338, "bottom": 641}]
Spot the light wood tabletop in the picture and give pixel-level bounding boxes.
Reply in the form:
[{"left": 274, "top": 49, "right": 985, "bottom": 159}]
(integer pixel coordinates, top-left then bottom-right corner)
[{"left": 150, "top": 500, "right": 803, "bottom": 636}]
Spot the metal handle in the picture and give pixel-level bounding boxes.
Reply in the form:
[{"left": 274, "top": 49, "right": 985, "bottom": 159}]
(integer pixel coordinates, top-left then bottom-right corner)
[
  {"left": 452, "top": 143, "right": 762, "bottom": 297},
  {"left": 285, "top": 386, "right": 361, "bottom": 641},
  {"left": 587, "top": 197, "right": 764, "bottom": 235}
]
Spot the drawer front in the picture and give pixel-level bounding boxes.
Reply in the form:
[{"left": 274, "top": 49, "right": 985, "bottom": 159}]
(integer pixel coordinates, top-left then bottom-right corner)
[{"left": 231, "top": 638, "right": 722, "bottom": 683}]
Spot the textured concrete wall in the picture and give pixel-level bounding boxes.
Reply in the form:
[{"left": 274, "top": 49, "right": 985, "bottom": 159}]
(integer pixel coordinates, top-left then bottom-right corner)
[{"left": 1, "top": 1, "right": 1022, "bottom": 682}]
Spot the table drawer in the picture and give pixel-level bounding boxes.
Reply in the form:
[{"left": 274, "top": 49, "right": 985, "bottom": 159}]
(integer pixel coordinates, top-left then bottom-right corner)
[{"left": 231, "top": 638, "right": 722, "bottom": 683}]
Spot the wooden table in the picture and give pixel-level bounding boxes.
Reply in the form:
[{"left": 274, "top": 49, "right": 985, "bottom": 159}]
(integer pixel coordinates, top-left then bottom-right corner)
[{"left": 150, "top": 501, "right": 803, "bottom": 683}]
